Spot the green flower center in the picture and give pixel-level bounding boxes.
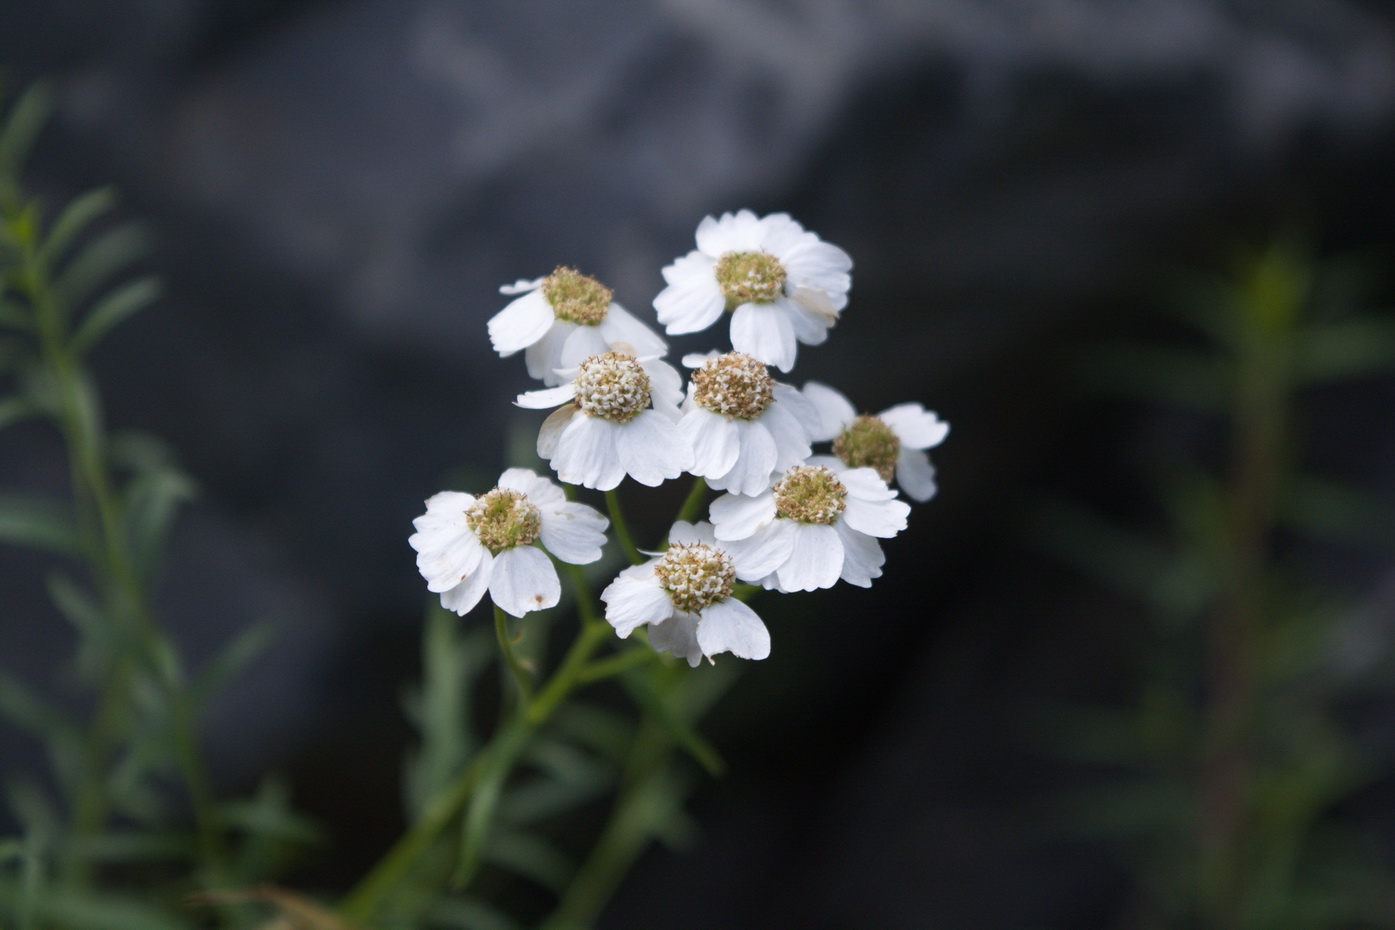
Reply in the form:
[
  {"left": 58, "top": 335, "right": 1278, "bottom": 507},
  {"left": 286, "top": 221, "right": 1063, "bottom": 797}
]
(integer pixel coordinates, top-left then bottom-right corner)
[
  {"left": 465, "top": 488, "right": 542, "bottom": 554},
  {"left": 692, "top": 352, "right": 775, "bottom": 420},
  {"left": 715, "top": 251, "right": 787, "bottom": 309},
  {"left": 833, "top": 415, "right": 901, "bottom": 482},
  {"left": 655, "top": 543, "right": 736, "bottom": 612},
  {"left": 773, "top": 465, "right": 847, "bottom": 525},
  {"left": 542, "top": 266, "right": 612, "bottom": 325},
  {"left": 574, "top": 352, "right": 651, "bottom": 423}
]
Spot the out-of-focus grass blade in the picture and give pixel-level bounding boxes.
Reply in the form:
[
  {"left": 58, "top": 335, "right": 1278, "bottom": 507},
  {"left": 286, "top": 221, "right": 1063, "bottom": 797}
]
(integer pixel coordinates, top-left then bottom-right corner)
[
  {"left": 0, "top": 493, "right": 80, "bottom": 556},
  {"left": 38, "top": 187, "right": 116, "bottom": 269},
  {"left": 72, "top": 276, "right": 161, "bottom": 357}
]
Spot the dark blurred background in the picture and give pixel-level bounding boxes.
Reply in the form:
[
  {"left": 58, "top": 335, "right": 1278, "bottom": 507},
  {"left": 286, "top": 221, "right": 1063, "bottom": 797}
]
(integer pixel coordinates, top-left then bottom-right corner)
[{"left": 3, "top": 1, "right": 1395, "bottom": 927}]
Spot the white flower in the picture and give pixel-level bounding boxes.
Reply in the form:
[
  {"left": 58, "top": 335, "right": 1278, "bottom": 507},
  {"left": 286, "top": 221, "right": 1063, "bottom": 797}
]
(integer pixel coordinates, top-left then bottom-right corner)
[
  {"left": 677, "top": 351, "right": 815, "bottom": 496},
  {"left": 517, "top": 350, "right": 693, "bottom": 490},
  {"left": 709, "top": 459, "right": 909, "bottom": 593},
  {"left": 802, "top": 381, "right": 949, "bottom": 502},
  {"left": 601, "top": 521, "right": 770, "bottom": 666},
  {"left": 653, "top": 210, "right": 852, "bottom": 373},
  {"left": 488, "top": 267, "right": 667, "bottom": 386},
  {"left": 409, "top": 468, "right": 608, "bottom": 618}
]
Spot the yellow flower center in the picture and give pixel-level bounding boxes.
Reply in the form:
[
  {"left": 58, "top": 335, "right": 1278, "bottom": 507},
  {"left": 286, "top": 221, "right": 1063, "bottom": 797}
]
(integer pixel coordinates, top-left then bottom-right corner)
[
  {"left": 655, "top": 543, "right": 736, "bottom": 612},
  {"left": 465, "top": 488, "right": 542, "bottom": 554},
  {"left": 542, "top": 266, "right": 612, "bottom": 325},
  {"left": 574, "top": 352, "right": 651, "bottom": 423},
  {"left": 715, "top": 251, "right": 787, "bottom": 309},
  {"left": 773, "top": 465, "right": 847, "bottom": 525},
  {"left": 833, "top": 415, "right": 901, "bottom": 482},
  {"left": 691, "top": 352, "right": 775, "bottom": 420}
]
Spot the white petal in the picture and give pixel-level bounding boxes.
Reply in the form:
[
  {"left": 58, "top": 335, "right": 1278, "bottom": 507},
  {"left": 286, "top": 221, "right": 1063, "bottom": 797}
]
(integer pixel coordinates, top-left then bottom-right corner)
[
  {"left": 415, "top": 531, "right": 486, "bottom": 593},
  {"left": 697, "top": 598, "right": 771, "bottom": 662},
  {"left": 709, "top": 490, "right": 777, "bottom": 541},
  {"left": 681, "top": 409, "right": 741, "bottom": 481},
  {"left": 778, "top": 295, "right": 834, "bottom": 345},
  {"left": 540, "top": 501, "right": 609, "bottom": 563},
  {"left": 896, "top": 449, "right": 938, "bottom": 502},
  {"left": 839, "top": 466, "right": 899, "bottom": 502},
  {"left": 439, "top": 553, "right": 493, "bottom": 615},
  {"left": 599, "top": 303, "right": 667, "bottom": 358},
  {"left": 730, "top": 302, "right": 797, "bottom": 372},
  {"left": 655, "top": 253, "right": 725, "bottom": 334},
  {"left": 640, "top": 358, "right": 686, "bottom": 412},
  {"left": 707, "top": 420, "right": 777, "bottom": 496},
  {"left": 800, "top": 381, "right": 855, "bottom": 442},
  {"left": 756, "top": 213, "right": 811, "bottom": 256},
  {"left": 517, "top": 383, "right": 577, "bottom": 410},
  {"left": 557, "top": 324, "right": 611, "bottom": 374},
  {"left": 537, "top": 404, "right": 577, "bottom": 458},
  {"left": 601, "top": 566, "right": 673, "bottom": 637},
  {"left": 488, "top": 290, "right": 556, "bottom": 356},
  {"left": 842, "top": 495, "right": 910, "bottom": 539},
  {"left": 553, "top": 416, "right": 626, "bottom": 490},
  {"left": 835, "top": 519, "right": 886, "bottom": 587},
  {"left": 499, "top": 277, "right": 545, "bottom": 296},
  {"left": 524, "top": 320, "right": 575, "bottom": 385},
  {"left": 774, "top": 522, "right": 843, "bottom": 592},
  {"left": 489, "top": 546, "right": 561, "bottom": 617},
  {"left": 879, "top": 403, "right": 949, "bottom": 450},
  {"left": 695, "top": 210, "right": 762, "bottom": 256},
  {"left": 616, "top": 410, "right": 693, "bottom": 486},
  {"left": 723, "top": 519, "right": 796, "bottom": 580},
  {"left": 648, "top": 612, "right": 703, "bottom": 667},
  {"left": 681, "top": 350, "right": 720, "bottom": 368}
]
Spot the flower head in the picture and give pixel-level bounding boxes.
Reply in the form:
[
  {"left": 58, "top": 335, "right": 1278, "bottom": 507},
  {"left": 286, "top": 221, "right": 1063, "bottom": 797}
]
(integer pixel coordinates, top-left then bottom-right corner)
[
  {"left": 488, "top": 267, "right": 667, "bottom": 386},
  {"left": 802, "top": 381, "right": 949, "bottom": 502},
  {"left": 601, "top": 521, "right": 770, "bottom": 666},
  {"left": 517, "top": 351, "right": 693, "bottom": 490},
  {"left": 409, "top": 468, "right": 608, "bottom": 617},
  {"left": 653, "top": 211, "right": 852, "bottom": 372},
  {"left": 677, "top": 351, "right": 815, "bottom": 495},
  {"left": 709, "top": 457, "right": 910, "bottom": 592}
]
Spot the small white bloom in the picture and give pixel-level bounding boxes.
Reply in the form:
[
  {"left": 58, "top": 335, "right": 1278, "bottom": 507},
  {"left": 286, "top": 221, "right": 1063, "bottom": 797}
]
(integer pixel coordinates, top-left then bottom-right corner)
[
  {"left": 601, "top": 521, "right": 771, "bottom": 666},
  {"left": 517, "top": 351, "right": 693, "bottom": 490},
  {"left": 408, "top": 468, "right": 608, "bottom": 618},
  {"left": 488, "top": 266, "right": 667, "bottom": 386},
  {"left": 653, "top": 210, "right": 852, "bottom": 372},
  {"left": 709, "top": 458, "right": 909, "bottom": 593},
  {"left": 802, "top": 381, "right": 949, "bottom": 502},
  {"left": 677, "top": 351, "right": 815, "bottom": 496}
]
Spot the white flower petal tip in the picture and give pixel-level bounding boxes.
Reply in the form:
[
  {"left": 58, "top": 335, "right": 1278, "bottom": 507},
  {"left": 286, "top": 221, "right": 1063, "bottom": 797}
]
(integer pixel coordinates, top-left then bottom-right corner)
[
  {"left": 654, "top": 211, "right": 851, "bottom": 370},
  {"left": 601, "top": 522, "right": 772, "bottom": 665},
  {"left": 805, "top": 387, "right": 950, "bottom": 503},
  {"left": 410, "top": 470, "right": 607, "bottom": 616}
]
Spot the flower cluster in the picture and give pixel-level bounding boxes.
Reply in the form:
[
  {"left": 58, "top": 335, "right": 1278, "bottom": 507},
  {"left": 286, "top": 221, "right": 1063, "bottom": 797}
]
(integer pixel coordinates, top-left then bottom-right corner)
[{"left": 412, "top": 210, "right": 948, "bottom": 665}]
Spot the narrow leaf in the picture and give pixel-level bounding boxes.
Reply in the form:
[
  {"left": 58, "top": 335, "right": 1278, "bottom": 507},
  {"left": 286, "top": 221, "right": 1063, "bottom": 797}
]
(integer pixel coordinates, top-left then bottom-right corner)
[
  {"left": 121, "top": 463, "right": 196, "bottom": 577},
  {"left": 620, "top": 669, "right": 724, "bottom": 777},
  {"left": 72, "top": 276, "right": 161, "bottom": 356},
  {"left": 38, "top": 187, "right": 116, "bottom": 269},
  {"left": 0, "top": 493, "right": 80, "bottom": 556},
  {"left": 0, "top": 395, "right": 36, "bottom": 431},
  {"left": 0, "top": 673, "right": 78, "bottom": 744},
  {"left": 193, "top": 620, "right": 277, "bottom": 705},
  {"left": 1293, "top": 317, "right": 1395, "bottom": 383},
  {"left": 52, "top": 223, "right": 148, "bottom": 309},
  {"left": 0, "top": 85, "right": 52, "bottom": 173}
]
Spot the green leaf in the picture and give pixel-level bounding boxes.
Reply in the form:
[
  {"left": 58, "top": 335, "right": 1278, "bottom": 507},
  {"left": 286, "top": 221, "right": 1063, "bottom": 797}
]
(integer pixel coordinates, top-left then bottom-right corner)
[
  {"left": 52, "top": 222, "right": 148, "bottom": 310},
  {"left": 1293, "top": 317, "right": 1395, "bottom": 383},
  {"left": 1280, "top": 477, "right": 1394, "bottom": 543},
  {"left": 31, "top": 893, "right": 192, "bottom": 930},
  {"left": 121, "top": 461, "right": 196, "bottom": 578},
  {"left": 72, "top": 275, "right": 161, "bottom": 356},
  {"left": 0, "top": 85, "right": 52, "bottom": 174},
  {"left": 38, "top": 187, "right": 116, "bottom": 269},
  {"left": 0, "top": 395, "right": 36, "bottom": 432},
  {"left": 487, "top": 830, "right": 573, "bottom": 891},
  {"left": 620, "top": 668, "right": 724, "bottom": 777},
  {"left": 66, "top": 831, "right": 193, "bottom": 865},
  {"left": 425, "top": 895, "right": 522, "bottom": 930},
  {"left": 0, "top": 673, "right": 78, "bottom": 746},
  {"left": 193, "top": 620, "right": 277, "bottom": 706},
  {"left": 0, "top": 493, "right": 80, "bottom": 556}
]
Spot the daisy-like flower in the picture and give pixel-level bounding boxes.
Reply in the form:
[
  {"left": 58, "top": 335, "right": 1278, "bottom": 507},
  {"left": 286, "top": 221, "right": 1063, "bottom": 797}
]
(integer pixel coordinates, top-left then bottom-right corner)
[
  {"left": 653, "top": 210, "right": 852, "bottom": 372},
  {"left": 677, "top": 351, "right": 815, "bottom": 496},
  {"left": 409, "top": 468, "right": 608, "bottom": 617},
  {"left": 517, "top": 350, "right": 693, "bottom": 490},
  {"left": 601, "top": 521, "right": 770, "bottom": 666},
  {"left": 709, "top": 458, "right": 910, "bottom": 593},
  {"left": 802, "top": 381, "right": 949, "bottom": 503},
  {"left": 488, "top": 266, "right": 667, "bottom": 386}
]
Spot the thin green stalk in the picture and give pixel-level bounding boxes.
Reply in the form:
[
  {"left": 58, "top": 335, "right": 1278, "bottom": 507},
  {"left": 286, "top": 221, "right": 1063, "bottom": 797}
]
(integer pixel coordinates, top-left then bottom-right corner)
[
  {"left": 577, "top": 646, "right": 658, "bottom": 685},
  {"left": 674, "top": 475, "right": 709, "bottom": 526},
  {"left": 605, "top": 489, "right": 644, "bottom": 566},
  {"left": 494, "top": 604, "right": 535, "bottom": 703}
]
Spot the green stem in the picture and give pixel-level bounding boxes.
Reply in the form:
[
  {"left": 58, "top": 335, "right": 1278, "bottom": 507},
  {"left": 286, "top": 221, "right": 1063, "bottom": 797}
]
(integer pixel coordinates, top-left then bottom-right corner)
[
  {"left": 605, "top": 489, "right": 644, "bottom": 566},
  {"left": 494, "top": 604, "right": 535, "bottom": 703},
  {"left": 674, "top": 475, "right": 709, "bottom": 526},
  {"left": 577, "top": 645, "right": 658, "bottom": 685}
]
